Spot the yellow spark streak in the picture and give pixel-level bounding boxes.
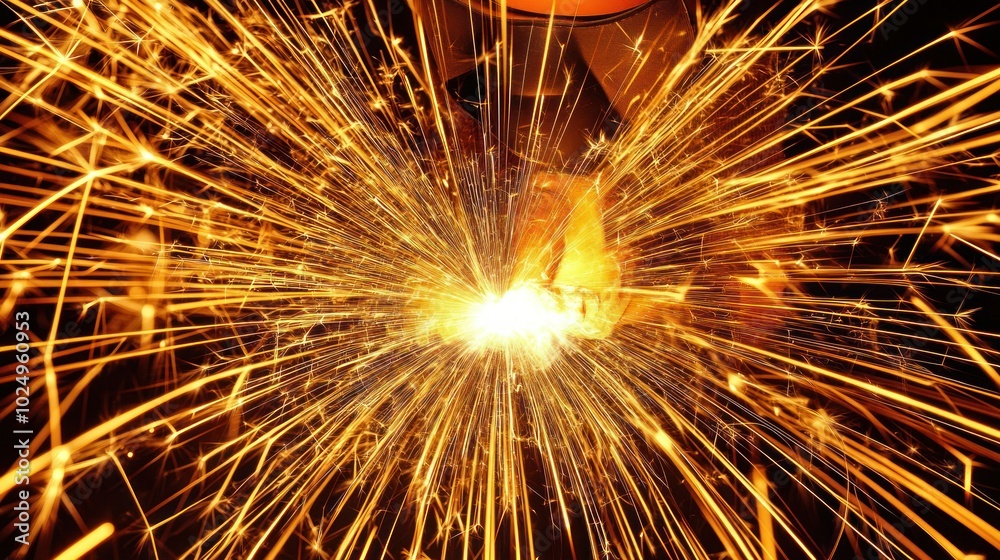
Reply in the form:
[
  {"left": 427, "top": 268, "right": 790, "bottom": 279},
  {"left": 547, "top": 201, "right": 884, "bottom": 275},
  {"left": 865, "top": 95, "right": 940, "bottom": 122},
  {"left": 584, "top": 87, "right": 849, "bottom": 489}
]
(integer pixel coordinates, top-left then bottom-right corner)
[
  {"left": 107, "top": 452, "right": 161, "bottom": 560},
  {"left": 697, "top": 330, "right": 1000, "bottom": 442},
  {"left": 904, "top": 197, "right": 942, "bottom": 270},
  {"left": 705, "top": 46, "right": 821, "bottom": 53},
  {"left": 752, "top": 466, "right": 776, "bottom": 560},
  {"left": 52, "top": 522, "right": 114, "bottom": 560},
  {"left": 911, "top": 296, "right": 1000, "bottom": 388}
]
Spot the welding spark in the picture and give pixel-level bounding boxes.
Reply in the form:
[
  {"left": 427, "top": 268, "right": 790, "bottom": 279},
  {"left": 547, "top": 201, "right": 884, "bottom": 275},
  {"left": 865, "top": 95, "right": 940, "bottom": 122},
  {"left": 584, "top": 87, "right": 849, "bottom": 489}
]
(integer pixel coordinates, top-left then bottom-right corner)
[{"left": 0, "top": 0, "right": 999, "bottom": 559}]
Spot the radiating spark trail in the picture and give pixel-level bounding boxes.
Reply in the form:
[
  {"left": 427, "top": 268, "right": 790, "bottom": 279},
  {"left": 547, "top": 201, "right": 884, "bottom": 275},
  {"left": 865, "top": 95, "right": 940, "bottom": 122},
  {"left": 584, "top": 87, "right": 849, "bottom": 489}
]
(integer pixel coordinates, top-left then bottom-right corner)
[
  {"left": 52, "top": 522, "right": 114, "bottom": 560},
  {"left": 0, "top": 0, "right": 998, "bottom": 559}
]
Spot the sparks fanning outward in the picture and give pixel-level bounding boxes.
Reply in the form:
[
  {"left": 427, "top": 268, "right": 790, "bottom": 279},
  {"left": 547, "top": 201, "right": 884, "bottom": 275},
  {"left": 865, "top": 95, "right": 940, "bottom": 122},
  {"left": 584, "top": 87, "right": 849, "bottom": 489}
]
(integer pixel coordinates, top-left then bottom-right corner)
[{"left": 1, "top": 0, "right": 1000, "bottom": 558}]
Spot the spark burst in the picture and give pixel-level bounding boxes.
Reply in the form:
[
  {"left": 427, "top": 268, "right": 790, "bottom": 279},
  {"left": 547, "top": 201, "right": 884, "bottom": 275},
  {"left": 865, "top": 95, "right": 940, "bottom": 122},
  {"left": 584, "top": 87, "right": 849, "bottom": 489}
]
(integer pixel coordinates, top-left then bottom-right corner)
[{"left": 1, "top": 0, "right": 999, "bottom": 558}]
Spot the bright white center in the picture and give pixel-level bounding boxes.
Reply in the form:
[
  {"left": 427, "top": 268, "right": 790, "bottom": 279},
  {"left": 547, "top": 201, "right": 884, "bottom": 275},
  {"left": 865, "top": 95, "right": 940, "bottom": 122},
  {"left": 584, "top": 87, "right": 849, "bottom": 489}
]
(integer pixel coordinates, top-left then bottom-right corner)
[{"left": 469, "top": 285, "right": 579, "bottom": 350}]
